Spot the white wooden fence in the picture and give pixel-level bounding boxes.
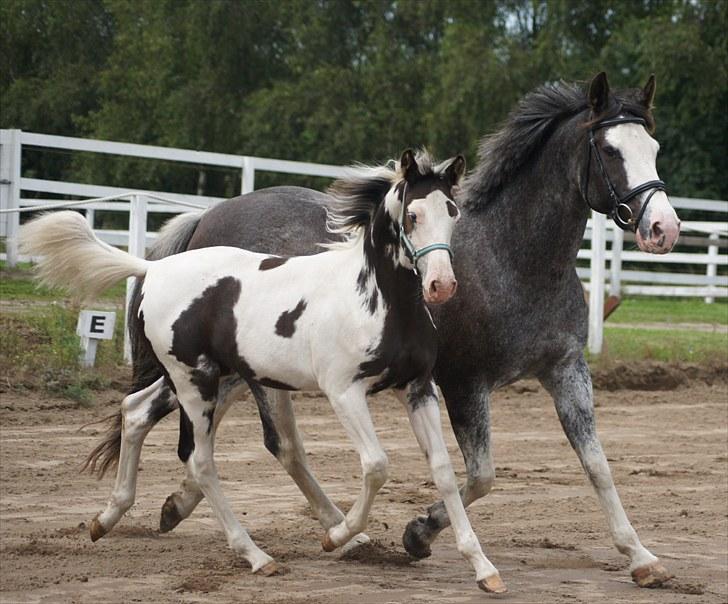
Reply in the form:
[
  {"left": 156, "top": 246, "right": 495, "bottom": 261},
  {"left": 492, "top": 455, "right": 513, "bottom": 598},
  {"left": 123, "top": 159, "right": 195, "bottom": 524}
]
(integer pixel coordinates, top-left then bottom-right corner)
[{"left": 1, "top": 130, "right": 726, "bottom": 357}]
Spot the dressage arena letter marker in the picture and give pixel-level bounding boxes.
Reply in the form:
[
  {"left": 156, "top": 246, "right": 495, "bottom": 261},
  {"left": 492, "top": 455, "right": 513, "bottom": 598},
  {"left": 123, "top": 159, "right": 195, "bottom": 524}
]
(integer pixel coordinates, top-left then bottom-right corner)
[{"left": 76, "top": 310, "right": 116, "bottom": 367}]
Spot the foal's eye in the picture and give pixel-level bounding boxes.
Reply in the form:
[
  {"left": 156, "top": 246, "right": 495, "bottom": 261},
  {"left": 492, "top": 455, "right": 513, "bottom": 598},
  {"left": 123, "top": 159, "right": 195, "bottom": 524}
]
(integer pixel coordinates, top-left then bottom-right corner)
[
  {"left": 407, "top": 212, "right": 417, "bottom": 224},
  {"left": 603, "top": 145, "right": 619, "bottom": 158}
]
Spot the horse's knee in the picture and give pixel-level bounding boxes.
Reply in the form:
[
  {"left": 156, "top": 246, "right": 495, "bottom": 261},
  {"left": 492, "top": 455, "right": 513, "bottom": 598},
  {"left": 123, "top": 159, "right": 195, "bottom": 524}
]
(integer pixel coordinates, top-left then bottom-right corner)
[
  {"left": 468, "top": 465, "right": 496, "bottom": 499},
  {"left": 363, "top": 454, "right": 388, "bottom": 490}
]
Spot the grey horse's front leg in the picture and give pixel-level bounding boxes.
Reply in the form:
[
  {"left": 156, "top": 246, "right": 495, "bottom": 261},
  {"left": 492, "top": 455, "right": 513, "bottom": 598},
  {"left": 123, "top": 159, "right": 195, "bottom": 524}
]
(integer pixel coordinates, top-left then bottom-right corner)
[
  {"left": 539, "top": 355, "right": 672, "bottom": 588},
  {"left": 402, "top": 379, "right": 495, "bottom": 559}
]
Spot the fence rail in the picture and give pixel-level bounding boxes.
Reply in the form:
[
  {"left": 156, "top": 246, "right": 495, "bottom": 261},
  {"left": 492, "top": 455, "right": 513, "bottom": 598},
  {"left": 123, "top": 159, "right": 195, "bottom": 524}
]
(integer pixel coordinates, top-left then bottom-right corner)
[{"left": 1, "top": 129, "right": 726, "bottom": 357}]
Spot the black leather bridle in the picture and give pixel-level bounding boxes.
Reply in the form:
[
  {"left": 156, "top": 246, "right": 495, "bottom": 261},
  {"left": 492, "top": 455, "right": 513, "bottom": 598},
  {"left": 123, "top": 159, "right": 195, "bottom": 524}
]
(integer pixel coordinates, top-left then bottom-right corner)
[{"left": 582, "top": 115, "right": 666, "bottom": 232}]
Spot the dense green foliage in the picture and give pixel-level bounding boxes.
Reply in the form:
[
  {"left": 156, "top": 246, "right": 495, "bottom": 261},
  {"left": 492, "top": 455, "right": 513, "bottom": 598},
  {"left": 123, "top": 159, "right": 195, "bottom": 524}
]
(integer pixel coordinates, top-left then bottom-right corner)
[{"left": 1, "top": 0, "right": 726, "bottom": 200}]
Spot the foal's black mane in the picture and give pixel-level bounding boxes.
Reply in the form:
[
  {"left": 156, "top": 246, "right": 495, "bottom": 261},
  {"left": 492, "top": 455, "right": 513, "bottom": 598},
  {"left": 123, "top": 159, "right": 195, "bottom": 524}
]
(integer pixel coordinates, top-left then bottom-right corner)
[
  {"left": 463, "top": 80, "right": 655, "bottom": 209},
  {"left": 326, "top": 150, "right": 439, "bottom": 234}
]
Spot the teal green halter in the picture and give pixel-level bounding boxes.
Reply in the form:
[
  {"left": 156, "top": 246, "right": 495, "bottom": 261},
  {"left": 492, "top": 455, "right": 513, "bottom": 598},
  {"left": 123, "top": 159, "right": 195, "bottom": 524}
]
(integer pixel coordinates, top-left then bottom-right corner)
[{"left": 398, "top": 182, "right": 454, "bottom": 275}]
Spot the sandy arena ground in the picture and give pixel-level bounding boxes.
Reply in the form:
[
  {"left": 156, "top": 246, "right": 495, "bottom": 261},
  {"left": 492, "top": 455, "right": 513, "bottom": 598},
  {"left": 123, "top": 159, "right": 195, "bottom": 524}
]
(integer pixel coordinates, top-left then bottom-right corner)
[{"left": 1, "top": 374, "right": 726, "bottom": 604}]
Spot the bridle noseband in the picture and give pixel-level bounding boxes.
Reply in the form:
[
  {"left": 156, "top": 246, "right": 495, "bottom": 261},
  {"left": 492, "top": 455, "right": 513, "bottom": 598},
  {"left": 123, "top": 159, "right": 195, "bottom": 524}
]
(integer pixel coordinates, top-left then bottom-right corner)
[
  {"left": 398, "top": 182, "right": 454, "bottom": 275},
  {"left": 582, "top": 115, "right": 666, "bottom": 232}
]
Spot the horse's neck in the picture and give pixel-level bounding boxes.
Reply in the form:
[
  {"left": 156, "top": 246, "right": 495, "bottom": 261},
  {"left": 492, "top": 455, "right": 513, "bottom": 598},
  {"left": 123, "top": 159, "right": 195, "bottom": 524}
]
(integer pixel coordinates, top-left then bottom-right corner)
[
  {"left": 363, "top": 207, "right": 421, "bottom": 312},
  {"left": 472, "top": 133, "right": 589, "bottom": 277}
]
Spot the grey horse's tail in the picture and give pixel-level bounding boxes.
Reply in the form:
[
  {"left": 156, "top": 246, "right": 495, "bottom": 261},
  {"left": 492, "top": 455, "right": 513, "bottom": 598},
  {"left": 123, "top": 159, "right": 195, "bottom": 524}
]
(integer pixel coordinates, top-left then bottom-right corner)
[{"left": 81, "top": 212, "right": 202, "bottom": 478}]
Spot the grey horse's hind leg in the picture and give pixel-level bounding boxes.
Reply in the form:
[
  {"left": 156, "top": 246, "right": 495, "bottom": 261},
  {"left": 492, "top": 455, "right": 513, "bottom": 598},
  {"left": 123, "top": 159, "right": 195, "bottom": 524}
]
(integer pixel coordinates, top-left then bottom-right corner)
[
  {"left": 402, "top": 380, "right": 495, "bottom": 559},
  {"left": 160, "top": 378, "right": 242, "bottom": 532},
  {"left": 250, "top": 386, "right": 370, "bottom": 548},
  {"left": 539, "top": 355, "right": 672, "bottom": 588}
]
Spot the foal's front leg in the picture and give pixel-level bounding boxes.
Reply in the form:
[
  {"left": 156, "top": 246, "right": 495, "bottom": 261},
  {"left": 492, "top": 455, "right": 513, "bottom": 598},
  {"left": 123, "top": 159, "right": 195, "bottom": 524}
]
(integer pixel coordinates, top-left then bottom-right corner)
[
  {"left": 321, "top": 384, "right": 388, "bottom": 551},
  {"left": 396, "top": 380, "right": 505, "bottom": 593},
  {"left": 539, "top": 355, "right": 672, "bottom": 588}
]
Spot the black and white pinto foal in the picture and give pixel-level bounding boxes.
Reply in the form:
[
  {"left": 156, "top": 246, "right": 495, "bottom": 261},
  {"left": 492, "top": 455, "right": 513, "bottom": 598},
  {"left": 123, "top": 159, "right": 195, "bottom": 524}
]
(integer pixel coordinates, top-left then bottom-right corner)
[{"left": 20, "top": 151, "right": 507, "bottom": 592}]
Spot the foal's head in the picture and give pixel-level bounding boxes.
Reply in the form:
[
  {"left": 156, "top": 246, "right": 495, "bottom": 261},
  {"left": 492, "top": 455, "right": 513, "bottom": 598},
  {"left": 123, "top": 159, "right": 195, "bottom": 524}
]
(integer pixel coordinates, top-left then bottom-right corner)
[
  {"left": 388, "top": 150, "right": 465, "bottom": 304},
  {"left": 327, "top": 149, "right": 465, "bottom": 305}
]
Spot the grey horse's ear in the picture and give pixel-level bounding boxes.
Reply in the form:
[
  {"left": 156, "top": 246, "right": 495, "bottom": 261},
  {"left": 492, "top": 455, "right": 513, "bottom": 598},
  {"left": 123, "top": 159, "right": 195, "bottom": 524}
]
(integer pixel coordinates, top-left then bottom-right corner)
[
  {"left": 641, "top": 74, "right": 656, "bottom": 108},
  {"left": 588, "top": 71, "right": 610, "bottom": 114},
  {"left": 445, "top": 155, "right": 466, "bottom": 187},
  {"left": 400, "top": 149, "right": 419, "bottom": 183}
]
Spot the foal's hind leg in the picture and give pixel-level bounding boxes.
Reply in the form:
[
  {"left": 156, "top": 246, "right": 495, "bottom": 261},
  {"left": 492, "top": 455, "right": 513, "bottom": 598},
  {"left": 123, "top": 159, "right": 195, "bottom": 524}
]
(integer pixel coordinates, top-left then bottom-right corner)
[
  {"left": 540, "top": 355, "right": 672, "bottom": 588},
  {"left": 90, "top": 377, "right": 173, "bottom": 540},
  {"left": 402, "top": 379, "right": 495, "bottom": 559},
  {"left": 160, "top": 378, "right": 242, "bottom": 532}
]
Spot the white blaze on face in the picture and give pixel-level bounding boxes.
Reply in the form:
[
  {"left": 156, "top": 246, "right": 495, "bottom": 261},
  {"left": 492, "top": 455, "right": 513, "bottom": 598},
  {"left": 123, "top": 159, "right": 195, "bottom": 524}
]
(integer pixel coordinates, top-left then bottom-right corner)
[
  {"left": 605, "top": 123, "right": 680, "bottom": 253},
  {"left": 407, "top": 190, "right": 460, "bottom": 304}
]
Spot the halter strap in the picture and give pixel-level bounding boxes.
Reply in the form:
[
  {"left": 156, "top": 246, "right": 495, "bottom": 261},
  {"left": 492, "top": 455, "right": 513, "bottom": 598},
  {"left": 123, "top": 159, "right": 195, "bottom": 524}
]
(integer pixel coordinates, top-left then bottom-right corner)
[
  {"left": 581, "top": 115, "right": 667, "bottom": 232},
  {"left": 398, "top": 182, "right": 454, "bottom": 275}
]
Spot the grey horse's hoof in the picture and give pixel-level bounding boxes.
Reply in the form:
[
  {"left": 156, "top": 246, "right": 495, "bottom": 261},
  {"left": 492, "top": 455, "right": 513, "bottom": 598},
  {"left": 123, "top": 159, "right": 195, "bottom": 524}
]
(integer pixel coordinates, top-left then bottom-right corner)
[
  {"left": 254, "top": 561, "right": 283, "bottom": 577},
  {"left": 402, "top": 516, "right": 433, "bottom": 559},
  {"left": 631, "top": 561, "right": 673, "bottom": 588},
  {"left": 159, "top": 495, "right": 184, "bottom": 533}
]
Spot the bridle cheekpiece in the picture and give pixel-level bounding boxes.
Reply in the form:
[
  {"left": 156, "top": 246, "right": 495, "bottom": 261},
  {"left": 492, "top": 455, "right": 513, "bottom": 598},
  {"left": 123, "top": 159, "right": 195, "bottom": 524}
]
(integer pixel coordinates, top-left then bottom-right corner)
[{"left": 582, "top": 115, "right": 666, "bottom": 232}]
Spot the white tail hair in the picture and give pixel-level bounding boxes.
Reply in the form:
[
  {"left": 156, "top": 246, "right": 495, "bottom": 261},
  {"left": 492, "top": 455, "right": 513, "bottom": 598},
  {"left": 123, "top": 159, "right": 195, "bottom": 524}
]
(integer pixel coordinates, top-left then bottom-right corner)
[{"left": 18, "top": 211, "right": 149, "bottom": 301}]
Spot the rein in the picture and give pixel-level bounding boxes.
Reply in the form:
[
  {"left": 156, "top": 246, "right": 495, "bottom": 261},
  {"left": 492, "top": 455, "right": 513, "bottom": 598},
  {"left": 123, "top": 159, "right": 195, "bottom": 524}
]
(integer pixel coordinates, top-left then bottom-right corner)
[
  {"left": 397, "top": 182, "right": 454, "bottom": 275},
  {"left": 581, "top": 115, "right": 666, "bottom": 232}
]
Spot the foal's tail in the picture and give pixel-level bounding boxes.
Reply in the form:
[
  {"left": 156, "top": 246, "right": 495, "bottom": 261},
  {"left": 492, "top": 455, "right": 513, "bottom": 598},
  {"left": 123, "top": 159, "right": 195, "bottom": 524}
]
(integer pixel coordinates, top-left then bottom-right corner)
[{"left": 19, "top": 211, "right": 149, "bottom": 301}]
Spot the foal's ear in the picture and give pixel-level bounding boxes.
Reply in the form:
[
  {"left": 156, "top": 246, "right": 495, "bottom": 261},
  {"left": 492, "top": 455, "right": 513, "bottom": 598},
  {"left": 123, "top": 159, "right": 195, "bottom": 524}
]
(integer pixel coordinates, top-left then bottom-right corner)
[
  {"left": 399, "top": 149, "right": 419, "bottom": 183},
  {"left": 588, "top": 71, "right": 610, "bottom": 114},
  {"left": 445, "top": 154, "right": 466, "bottom": 187},
  {"left": 640, "top": 74, "right": 656, "bottom": 108}
]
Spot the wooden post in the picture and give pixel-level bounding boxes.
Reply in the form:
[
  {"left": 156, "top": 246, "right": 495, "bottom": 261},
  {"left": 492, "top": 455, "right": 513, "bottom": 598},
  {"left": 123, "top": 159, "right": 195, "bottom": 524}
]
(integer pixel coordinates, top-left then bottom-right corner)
[
  {"left": 588, "top": 211, "right": 606, "bottom": 355},
  {"left": 705, "top": 232, "right": 719, "bottom": 304},
  {"left": 609, "top": 226, "right": 623, "bottom": 298},
  {"left": 242, "top": 156, "right": 255, "bottom": 195},
  {"left": 124, "top": 194, "right": 148, "bottom": 362},
  {"left": 0, "top": 129, "right": 22, "bottom": 267}
]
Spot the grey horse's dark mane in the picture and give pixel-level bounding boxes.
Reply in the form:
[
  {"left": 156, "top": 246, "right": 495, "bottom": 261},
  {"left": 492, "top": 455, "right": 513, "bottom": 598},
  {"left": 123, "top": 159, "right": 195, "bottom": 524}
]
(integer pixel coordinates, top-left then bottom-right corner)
[
  {"left": 325, "top": 150, "right": 438, "bottom": 234},
  {"left": 463, "top": 80, "right": 655, "bottom": 209}
]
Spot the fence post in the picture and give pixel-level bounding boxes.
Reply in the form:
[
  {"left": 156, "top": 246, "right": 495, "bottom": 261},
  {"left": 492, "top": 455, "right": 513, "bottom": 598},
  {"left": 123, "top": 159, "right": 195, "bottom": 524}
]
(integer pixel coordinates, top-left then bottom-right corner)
[
  {"left": 704, "top": 232, "right": 719, "bottom": 304},
  {"left": 0, "top": 129, "right": 22, "bottom": 267},
  {"left": 124, "top": 194, "right": 148, "bottom": 362},
  {"left": 588, "top": 211, "right": 607, "bottom": 355},
  {"left": 85, "top": 208, "right": 95, "bottom": 229},
  {"left": 609, "top": 225, "right": 623, "bottom": 297},
  {"left": 241, "top": 156, "right": 255, "bottom": 194}
]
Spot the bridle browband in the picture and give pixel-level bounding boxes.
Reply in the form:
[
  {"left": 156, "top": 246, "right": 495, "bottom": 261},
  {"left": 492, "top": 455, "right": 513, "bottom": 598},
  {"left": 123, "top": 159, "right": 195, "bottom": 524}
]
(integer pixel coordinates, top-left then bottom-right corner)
[
  {"left": 398, "top": 182, "right": 454, "bottom": 275},
  {"left": 582, "top": 115, "right": 666, "bottom": 232}
]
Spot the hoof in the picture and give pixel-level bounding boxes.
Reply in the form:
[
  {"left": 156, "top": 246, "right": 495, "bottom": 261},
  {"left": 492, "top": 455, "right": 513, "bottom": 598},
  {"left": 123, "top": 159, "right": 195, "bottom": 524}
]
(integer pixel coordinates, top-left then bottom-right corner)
[
  {"left": 341, "top": 533, "right": 370, "bottom": 554},
  {"left": 321, "top": 532, "right": 338, "bottom": 552},
  {"left": 402, "top": 517, "right": 432, "bottom": 559},
  {"left": 477, "top": 573, "right": 507, "bottom": 594},
  {"left": 254, "top": 561, "right": 282, "bottom": 577},
  {"left": 159, "top": 496, "right": 184, "bottom": 533},
  {"left": 631, "top": 561, "right": 673, "bottom": 588},
  {"left": 89, "top": 515, "right": 107, "bottom": 542}
]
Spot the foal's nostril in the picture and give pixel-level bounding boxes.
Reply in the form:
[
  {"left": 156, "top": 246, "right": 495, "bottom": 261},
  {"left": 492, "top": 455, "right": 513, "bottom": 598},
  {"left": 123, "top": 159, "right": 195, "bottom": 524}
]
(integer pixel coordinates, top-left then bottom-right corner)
[{"left": 430, "top": 280, "right": 441, "bottom": 295}]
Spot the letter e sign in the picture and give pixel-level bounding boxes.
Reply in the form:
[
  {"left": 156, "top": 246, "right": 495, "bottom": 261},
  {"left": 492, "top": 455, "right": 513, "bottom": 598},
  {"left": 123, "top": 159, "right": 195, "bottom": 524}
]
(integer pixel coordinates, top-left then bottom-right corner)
[{"left": 76, "top": 310, "right": 116, "bottom": 340}]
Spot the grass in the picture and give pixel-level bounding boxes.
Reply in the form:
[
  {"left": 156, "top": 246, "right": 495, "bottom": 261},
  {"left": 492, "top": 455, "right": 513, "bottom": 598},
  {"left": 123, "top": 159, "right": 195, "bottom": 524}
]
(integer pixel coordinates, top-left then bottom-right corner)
[
  {"left": 0, "top": 261, "right": 126, "bottom": 301},
  {"left": 599, "top": 326, "right": 727, "bottom": 364},
  {"left": 609, "top": 296, "right": 728, "bottom": 325}
]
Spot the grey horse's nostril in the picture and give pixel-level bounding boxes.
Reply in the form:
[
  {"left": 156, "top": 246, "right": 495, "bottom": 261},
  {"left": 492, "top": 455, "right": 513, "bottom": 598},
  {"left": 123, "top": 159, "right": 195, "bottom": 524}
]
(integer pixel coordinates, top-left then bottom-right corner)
[
  {"left": 430, "top": 280, "right": 440, "bottom": 294},
  {"left": 651, "top": 221, "right": 663, "bottom": 240}
]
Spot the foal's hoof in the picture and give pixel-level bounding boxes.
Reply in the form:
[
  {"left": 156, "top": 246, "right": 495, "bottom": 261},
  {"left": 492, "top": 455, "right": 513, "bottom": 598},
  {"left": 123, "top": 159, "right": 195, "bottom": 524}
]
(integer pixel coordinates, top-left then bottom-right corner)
[
  {"left": 477, "top": 573, "right": 507, "bottom": 594},
  {"left": 402, "top": 517, "right": 432, "bottom": 559},
  {"left": 631, "top": 561, "right": 673, "bottom": 588},
  {"left": 89, "top": 514, "right": 107, "bottom": 542},
  {"left": 341, "top": 533, "right": 371, "bottom": 554},
  {"left": 159, "top": 495, "right": 183, "bottom": 533},
  {"left": 321, "top": 532, "right": 338, "bottom": 552},
  {"left": 254, "top": 561, "right": 282, "bottom": 577}
]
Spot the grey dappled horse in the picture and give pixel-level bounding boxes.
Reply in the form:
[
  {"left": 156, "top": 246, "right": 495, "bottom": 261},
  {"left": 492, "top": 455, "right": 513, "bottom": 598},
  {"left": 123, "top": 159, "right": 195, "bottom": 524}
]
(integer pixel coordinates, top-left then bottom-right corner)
[{"left": 86, "top": 73, "right": 680, "bottom": 589}]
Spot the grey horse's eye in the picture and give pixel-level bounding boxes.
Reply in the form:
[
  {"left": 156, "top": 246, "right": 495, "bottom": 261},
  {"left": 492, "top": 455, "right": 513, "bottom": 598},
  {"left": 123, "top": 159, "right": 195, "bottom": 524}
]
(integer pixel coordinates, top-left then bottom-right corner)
[{"left": 407, "top": 212, "right": 417, "bottom": 224}]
